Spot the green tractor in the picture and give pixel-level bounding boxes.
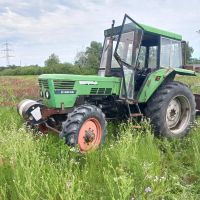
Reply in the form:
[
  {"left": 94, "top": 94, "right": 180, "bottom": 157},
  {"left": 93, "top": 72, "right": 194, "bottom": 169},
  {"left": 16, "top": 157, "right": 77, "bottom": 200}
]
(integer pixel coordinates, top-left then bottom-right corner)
[{"left": 17, "top": 14, "right": 200, "bottom": 152}]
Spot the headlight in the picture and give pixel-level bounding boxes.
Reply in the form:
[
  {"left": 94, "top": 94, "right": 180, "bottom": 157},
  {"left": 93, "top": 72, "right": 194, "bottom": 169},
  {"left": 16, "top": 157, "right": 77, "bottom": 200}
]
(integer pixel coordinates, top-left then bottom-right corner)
[
  {"left": 45, "top": 90, "right": 50, "bottom": 99},
  {"left": 40, "top": 90, "right": 43, "bottom": 97}
]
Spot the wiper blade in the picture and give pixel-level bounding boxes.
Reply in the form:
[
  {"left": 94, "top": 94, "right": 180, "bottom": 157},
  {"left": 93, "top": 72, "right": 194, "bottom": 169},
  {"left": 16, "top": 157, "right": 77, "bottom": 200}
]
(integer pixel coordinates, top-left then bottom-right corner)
[
  {"left": 114, "top": 52, "right": 133, "bottom": 69},
  {"left": 121, "top": 60, "right": 133, "bottom": 69}
]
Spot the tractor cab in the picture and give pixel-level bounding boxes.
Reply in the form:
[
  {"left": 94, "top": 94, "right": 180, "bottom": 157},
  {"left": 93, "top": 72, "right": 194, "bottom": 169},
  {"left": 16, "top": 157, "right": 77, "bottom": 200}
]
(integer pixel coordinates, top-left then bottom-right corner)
[{"left": 99, "top": 15, "right": 184, "bottom": 100}]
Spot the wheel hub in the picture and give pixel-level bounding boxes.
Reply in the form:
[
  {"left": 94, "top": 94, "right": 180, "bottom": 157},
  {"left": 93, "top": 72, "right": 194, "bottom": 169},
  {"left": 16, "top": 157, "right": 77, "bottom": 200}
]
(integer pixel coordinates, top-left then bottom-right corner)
[
  {"left": 166, "top": 96, "right": 191, "bottom": 134},
  {"left": 170, "top": 109, "right": 176, "bottom": 118},
  {"left": 84, "top": 129, "right": 95, "bottom": 143},
  {"left": 78, "top": 118, "right": 102, "bottom": 152},
  {"left": 166, "top": 99, "right": 181, "bottom": 128}
]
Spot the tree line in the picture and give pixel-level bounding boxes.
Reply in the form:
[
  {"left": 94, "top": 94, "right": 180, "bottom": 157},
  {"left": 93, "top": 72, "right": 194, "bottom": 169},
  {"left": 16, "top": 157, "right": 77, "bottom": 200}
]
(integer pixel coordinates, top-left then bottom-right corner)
[
  {"left": 0, "top": 40, "right": 199, "bottom": 76},
  {"left": 0, "top": 41, "right": 102, "bottom": 76}
]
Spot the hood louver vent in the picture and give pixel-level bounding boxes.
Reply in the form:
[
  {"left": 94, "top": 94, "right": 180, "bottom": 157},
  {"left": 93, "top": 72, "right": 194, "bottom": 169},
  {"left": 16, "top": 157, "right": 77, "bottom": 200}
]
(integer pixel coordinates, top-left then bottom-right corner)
[
  {"left": 90, "top": 88, "right": 112, "bottom": 95},
  {"left": 38, "top": 79, "right": 49, "bottom": 89},
  {"left": 53, "top": 80, "right": 75, "bottom": 90},
  {"left": 90, "top": 88, "right": 98, "bottom": 94}
]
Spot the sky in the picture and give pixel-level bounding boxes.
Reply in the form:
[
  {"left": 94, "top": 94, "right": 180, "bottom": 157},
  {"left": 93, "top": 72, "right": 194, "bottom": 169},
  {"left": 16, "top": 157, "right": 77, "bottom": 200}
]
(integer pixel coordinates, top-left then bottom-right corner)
[{"left": 0, "top": 0, "right": 199, "bottom": 66}]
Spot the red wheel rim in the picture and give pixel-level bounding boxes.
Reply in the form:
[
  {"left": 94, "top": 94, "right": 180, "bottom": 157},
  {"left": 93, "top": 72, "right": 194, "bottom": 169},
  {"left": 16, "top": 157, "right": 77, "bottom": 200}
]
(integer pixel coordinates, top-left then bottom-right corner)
[{"left": 78, "top": 118, "right": 102, "bottom": 152}]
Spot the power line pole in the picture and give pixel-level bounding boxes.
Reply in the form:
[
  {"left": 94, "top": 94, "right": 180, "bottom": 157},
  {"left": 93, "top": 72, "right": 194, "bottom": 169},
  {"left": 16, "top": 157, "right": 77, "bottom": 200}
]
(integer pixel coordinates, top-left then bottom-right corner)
[
  {"left": 0, "top": 42, "right": 14, "bottom": 66},
  {"left": 196, "top": 30, "right": 200, "bottom": 63}
]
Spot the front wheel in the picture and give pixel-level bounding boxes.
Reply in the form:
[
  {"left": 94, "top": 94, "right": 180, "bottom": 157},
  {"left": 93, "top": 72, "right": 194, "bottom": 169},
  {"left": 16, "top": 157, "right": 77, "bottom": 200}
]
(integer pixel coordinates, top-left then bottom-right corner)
[
  {"left": 60, "top": 105, "right": 107, "bottom": 152},
  {"left": 145, "top": 81, "right": 196, "bottom": 138}
]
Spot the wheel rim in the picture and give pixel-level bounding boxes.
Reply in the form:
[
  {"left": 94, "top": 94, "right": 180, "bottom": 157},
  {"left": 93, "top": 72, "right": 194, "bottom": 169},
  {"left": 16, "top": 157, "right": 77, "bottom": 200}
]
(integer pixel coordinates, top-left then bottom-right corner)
[
  {"left": 166, "top": 95, "right": 191, "bottom": 135},
  {"left": 78, "top": 118, "right": 102, "bottom": 152}
]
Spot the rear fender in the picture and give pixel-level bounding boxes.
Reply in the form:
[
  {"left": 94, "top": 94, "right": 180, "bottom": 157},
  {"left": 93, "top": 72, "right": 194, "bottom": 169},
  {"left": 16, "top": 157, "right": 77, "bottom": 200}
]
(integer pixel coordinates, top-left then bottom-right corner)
[{"left": 137, "top": 68, "right": 196, "bottom": 103}]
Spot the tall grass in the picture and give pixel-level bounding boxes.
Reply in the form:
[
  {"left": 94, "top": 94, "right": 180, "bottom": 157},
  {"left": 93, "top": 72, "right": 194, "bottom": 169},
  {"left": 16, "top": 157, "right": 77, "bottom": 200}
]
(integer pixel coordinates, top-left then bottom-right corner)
[
  {"left": 176, "top": 74, "right": 200, "bottom": 93},
  {"left": 0, "top": 107, "right": 200, "bottom": 200}
]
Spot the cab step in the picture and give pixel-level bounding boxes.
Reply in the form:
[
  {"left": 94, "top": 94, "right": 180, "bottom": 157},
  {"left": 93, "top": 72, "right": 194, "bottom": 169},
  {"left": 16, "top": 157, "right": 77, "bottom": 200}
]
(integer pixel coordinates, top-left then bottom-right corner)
[{"left": 130, "top": 113, "right": 143, "bottom": 117}]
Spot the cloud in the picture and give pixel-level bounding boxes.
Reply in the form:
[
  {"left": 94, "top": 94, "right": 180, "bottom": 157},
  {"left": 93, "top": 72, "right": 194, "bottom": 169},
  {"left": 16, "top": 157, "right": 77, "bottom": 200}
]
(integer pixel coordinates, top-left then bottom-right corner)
[{"left": 0, "top": 0, "right": 199, "bottom": 66}]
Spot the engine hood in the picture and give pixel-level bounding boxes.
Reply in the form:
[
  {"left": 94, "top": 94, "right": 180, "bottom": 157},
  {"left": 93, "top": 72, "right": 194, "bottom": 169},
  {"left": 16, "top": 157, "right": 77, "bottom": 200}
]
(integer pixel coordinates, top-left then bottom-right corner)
[{"left": 39, "top": 74, "right": 121, "bottom": 83}]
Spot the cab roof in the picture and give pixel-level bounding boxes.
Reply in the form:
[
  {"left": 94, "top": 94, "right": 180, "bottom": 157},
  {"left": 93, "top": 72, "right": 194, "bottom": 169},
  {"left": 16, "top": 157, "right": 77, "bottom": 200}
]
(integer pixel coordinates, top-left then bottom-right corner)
[{"left": 104, "top": 23, "right": 182, "bottom": 41}]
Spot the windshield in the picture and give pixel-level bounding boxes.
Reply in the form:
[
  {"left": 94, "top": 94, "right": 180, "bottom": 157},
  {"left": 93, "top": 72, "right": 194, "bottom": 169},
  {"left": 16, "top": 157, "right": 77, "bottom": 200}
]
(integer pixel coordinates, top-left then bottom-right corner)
[{"left": 100, "top": 36, "right": 120, "bottom": 69}]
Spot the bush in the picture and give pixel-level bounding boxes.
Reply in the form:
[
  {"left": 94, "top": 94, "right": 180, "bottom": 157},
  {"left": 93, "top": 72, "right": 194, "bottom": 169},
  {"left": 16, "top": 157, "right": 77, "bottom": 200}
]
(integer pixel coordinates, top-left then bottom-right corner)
[{"left": 0, "top": 63, "right": 97, "bottom": 76}]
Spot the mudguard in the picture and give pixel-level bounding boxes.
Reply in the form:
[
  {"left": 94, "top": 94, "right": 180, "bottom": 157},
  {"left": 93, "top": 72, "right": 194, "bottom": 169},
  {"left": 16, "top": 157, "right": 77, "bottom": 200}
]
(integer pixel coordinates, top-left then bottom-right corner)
[{"left": 137, "top": 68, "right": 196, "bottom": 103}]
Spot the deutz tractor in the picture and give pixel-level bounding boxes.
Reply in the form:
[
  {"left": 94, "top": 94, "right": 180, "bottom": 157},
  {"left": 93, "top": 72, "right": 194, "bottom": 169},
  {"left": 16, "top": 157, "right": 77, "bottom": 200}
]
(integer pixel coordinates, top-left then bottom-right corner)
[{"left": 17, "top": 14, "right": 200, "bottom": 152}]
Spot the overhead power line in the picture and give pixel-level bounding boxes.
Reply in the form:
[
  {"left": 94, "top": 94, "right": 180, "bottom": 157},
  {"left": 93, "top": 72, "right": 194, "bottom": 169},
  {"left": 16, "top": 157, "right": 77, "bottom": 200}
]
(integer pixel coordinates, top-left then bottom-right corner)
[{"left": 0, "top": 42, "right": 14, "bottom": 66}]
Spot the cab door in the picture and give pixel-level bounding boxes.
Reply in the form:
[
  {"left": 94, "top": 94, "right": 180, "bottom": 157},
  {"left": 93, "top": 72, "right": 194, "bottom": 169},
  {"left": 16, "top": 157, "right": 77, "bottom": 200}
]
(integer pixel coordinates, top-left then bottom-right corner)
[{"left": 114, "top": 14, "right": 143, "bottom": 99}]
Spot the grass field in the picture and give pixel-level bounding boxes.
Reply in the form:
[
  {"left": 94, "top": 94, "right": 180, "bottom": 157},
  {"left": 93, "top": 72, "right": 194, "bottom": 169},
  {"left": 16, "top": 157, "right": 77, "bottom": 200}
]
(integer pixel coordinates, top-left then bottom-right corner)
[
  {"left": 0, "top": 76, "right": 39, "bottom": 107},
  {"left": 0, "top": 75, "right": 200, "bottom": 200}
]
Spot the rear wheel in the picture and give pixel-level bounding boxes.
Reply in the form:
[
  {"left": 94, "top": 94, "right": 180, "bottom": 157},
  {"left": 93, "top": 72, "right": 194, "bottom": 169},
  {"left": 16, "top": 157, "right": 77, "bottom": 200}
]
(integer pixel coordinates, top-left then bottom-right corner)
[
  {"left": 145, "top": 81, "right": 196, "bottom": 138},
  {"left": 61, "top": 105, "right": 107, "bottom": 152}
]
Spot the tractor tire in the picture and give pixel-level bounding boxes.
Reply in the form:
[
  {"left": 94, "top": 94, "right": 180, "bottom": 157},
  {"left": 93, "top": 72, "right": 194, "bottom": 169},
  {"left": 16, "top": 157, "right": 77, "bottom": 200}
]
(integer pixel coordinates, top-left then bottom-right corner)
[
  {"left": 60, "top": 105, "right": 107, "bottom": 152},
  {"left": 145, "top": 81, "right": 196, "bottom": 138}
]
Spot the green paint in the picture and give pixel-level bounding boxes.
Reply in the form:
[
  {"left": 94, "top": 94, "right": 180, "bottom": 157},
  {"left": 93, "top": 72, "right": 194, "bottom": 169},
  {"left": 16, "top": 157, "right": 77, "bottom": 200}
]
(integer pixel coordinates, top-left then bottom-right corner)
[
  {"left": 137, "top": 68, "right": 196, "bottom": 102},
  {"left": 105, "top": 23, "right": 182, "bottom": 41},
  {"left": 39, "top": 74, "right": 121, "bottom": 108},
  {"left": 140, "top": 24, "right": 182, "bottom": 40},
  {"left": 38, "top": 14, "right": 195, "bottom": 109},
  {"left": 171, "top": 68, "right": 196, "bottom": 76},
  {"left": 39, "top": 68, "right": 196, "bottom": 108}
]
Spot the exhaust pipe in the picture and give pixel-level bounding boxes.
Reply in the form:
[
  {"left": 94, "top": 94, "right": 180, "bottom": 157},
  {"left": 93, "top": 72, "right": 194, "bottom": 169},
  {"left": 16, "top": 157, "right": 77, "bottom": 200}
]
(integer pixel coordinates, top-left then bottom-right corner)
[{"left": 17, "top": 99, "right": 44, "bottom": 125}]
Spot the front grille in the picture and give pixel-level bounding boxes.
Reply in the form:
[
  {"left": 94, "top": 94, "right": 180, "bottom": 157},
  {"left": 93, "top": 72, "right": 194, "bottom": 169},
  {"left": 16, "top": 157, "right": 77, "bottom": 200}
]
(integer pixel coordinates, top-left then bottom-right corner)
[
  {"left": 98, "top": 88, "right": 106, "bottom": 94},
  {"left": 105, "top": 88, "right": 112, "bottom": 94},
  {"left": 38, "top": 79, "right": 49, "bottom": 89},
  {"left": 53, "top": 80, "right": 75, "bottom": 90},
  {"left": 90, "top": 88, "right": 98, "bottom": 94},
  {"left": 90, "top": 88, "right": 112, "bottom": 95}
]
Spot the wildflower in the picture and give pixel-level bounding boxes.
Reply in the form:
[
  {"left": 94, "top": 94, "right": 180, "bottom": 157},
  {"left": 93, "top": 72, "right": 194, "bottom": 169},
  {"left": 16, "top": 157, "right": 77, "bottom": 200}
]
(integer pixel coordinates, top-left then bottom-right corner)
[
  {"left": 66, "top": 181, "right": 72, "bottom": 189},
  {"left": 160, "top": 176, "right": 165, "bottom": 180},
  {"left": 113, "top": 177, "right": 118, "bottom": 182},
  {"left": 153, "top": 176, "right": 159, "bottom": 182},
  {"left": 144, "top": 186, "right": 152, "bottom": 193},
  {"left": 69, "top": 147, "right": 79, "bottom": 153}
]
